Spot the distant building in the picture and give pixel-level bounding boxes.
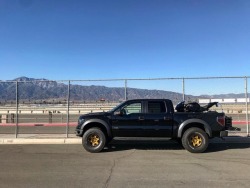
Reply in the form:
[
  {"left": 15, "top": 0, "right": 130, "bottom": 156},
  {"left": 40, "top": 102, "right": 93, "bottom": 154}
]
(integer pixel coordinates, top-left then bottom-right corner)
[{"left": 199, "top": 98, "right": 249, "bottom": 104}]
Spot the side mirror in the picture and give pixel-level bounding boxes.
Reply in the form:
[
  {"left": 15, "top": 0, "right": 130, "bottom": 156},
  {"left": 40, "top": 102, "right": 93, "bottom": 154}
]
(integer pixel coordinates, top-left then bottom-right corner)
[
  {"left": 114, "top": 109, "right": 126, "bottom": 116},
  {"left": 114, "top": 111, "right": 121, "bottom": 116}
]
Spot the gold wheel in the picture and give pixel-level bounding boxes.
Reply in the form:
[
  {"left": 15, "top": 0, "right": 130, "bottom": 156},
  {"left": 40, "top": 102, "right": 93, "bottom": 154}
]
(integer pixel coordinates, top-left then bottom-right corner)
[
  {"left": 88, "top": 134, "right": 100, "bottom": 147},
  {"left": 182, "top": 128, "right": 208, "bottom": 153},
  {"left": 190, "top": 135, "right": 202, "bottom": 147},
  {"left": 83, "top": 128, "right": 106, "bottom": 153}
]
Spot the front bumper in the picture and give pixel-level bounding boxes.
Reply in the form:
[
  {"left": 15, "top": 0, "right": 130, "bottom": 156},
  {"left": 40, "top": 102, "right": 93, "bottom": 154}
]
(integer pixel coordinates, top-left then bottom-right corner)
[{"left": 75, "top": 128, "right": 83, "bottom": 136}]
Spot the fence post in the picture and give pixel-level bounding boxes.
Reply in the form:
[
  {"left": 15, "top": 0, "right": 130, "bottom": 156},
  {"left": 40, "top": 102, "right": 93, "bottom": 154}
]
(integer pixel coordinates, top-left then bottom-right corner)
[
  {"left": 15, "top": 81, "right": 18, "bottom": 138},
  {"left": 245, "top": 77, "right": 249, "bottom": 137},
  {"left": 182, "top": 78, "right": 185, "bottom": 101},
  {"left": 125, "top": 79, "right": 127, "bottom": 101},
  {"left": 66, "top": 80, "right": 70, "bottom": 138}
]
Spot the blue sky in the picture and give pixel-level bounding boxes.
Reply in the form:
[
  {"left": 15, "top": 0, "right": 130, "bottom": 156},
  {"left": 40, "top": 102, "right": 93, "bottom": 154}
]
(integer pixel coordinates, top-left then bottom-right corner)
[{"left": 0, "top": 0, "right": 250, "bottom": 95}]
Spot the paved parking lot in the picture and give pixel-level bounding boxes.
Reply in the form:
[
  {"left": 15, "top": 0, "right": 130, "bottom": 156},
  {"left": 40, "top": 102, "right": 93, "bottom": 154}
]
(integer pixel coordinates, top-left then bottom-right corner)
[{"left": 0, "top": 140, "right": 250, "bottom": 188}]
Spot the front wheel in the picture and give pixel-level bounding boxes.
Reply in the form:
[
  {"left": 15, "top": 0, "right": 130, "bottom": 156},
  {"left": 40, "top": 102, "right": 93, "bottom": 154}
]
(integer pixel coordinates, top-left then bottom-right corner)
[
  {"left": 182, "top": 127, "right": 209, "bottom": 153},
  {"left": 82, "top": 128, "right": 106, "bottom": 153}
]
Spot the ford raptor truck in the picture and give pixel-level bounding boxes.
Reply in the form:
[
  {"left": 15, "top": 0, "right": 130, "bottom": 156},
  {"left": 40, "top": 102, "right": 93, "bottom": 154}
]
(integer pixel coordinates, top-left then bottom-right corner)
[{"left": 75, "top": 99, "right": 240, "bottom": 153}]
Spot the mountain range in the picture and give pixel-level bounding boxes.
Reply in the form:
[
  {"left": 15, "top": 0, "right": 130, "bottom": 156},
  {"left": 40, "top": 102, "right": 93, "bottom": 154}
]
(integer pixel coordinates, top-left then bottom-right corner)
[{"left": 0, "top": 77, "right": 247, "bottom": 103}]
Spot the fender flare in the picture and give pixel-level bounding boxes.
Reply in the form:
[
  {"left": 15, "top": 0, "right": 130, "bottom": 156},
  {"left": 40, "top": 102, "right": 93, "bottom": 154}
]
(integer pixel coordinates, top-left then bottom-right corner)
[
  {"left": 82, "top": 119, "right": 112, "bottom": 137},
  {"left": 177, "top": 119, "right": 212, "bottom": 138}
]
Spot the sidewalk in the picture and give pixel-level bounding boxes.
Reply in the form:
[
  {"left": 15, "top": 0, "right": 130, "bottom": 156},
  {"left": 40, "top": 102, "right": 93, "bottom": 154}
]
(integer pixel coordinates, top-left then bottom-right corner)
[
  {"left": 0, "top": 134, "right": 249, "bottom": 144},
  {"left": 0, "top": 134, "right": 81, "bottom": 144}
]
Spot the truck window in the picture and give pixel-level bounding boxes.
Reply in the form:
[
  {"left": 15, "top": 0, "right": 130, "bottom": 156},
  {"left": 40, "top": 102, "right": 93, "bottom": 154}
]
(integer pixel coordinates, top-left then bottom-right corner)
[
  {"left": 148, "top": 101, "right": 166, "bottom": 113},
  {"left": 123, "top": 102, "right": 142, "bottom": 114}
]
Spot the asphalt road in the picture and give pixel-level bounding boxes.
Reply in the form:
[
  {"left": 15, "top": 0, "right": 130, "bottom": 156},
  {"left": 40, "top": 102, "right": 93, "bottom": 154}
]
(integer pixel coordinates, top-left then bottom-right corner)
[{"left": 0, "top": 141, "right": 250, "bottom": 188}]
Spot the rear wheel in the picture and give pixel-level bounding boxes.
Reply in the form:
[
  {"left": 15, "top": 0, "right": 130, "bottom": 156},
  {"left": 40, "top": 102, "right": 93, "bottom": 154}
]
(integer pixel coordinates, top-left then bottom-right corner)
[
  {"left": 82, "top": 128, "right": 106, "bottom": 153},
  {"left": 182, "top": 127, "right": 209, "bottom": 153}
]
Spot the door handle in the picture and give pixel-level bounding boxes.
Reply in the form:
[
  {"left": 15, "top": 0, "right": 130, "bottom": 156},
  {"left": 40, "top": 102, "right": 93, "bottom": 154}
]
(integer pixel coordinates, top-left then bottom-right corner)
[
  {"left": 138, "top": 116, "right": 144, "bottom": 121},
  {"left": 164, "top": 117, "right": 171, "bottom": 121}
]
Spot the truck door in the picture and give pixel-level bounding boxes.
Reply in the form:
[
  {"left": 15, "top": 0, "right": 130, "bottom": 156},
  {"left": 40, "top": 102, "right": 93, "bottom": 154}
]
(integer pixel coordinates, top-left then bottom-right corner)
[
  {"left": 111, "top": 101, "right": 144, "bottom": 137},
  {"left": 143, "top": 101, "right": 173, "bottom": 137}
]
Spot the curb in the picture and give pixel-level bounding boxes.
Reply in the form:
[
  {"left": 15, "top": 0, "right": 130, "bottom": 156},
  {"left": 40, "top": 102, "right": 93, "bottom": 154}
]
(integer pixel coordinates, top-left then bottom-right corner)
[
  {"left": 0, "top": 137, "right": 249, "bottom": 145},
  {"left": 0, "top": 138, "right": 81, "bottom": 144}
]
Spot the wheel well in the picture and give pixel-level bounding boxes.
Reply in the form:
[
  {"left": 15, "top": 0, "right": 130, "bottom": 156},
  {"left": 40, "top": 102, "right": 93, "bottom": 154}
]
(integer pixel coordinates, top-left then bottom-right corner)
[
  {"left": 83, "top": 123, "right": 109, "bottom": 138},
  {"left": 181, "top": 123, "right": 206, "bottom": 137}
]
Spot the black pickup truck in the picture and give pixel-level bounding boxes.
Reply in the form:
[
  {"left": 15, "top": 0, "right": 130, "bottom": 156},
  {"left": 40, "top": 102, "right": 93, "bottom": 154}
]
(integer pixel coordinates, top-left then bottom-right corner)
[{"left": 75, "top": 99, "right": 239, "bottom": 153}]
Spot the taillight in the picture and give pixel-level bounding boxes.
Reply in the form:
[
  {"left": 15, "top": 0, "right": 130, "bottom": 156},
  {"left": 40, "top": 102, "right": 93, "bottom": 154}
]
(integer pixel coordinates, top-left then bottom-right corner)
[{"left": 217, "top": 116, "right": 225, "bottom": 126}]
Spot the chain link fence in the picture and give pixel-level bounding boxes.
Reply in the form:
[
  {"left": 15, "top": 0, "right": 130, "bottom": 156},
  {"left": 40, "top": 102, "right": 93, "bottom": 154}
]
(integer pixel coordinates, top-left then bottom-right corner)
[{"left": 0, "top": 76, "right": 249, "bottom": 138}]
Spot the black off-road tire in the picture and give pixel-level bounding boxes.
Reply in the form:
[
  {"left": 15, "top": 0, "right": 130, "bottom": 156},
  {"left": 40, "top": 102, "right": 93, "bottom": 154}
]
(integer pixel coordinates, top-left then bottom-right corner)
[
  {"left": 82, "top": 128, "right": 106, "bottom": 153},
  {"left": 182, "top": 127, "right": 209, "bottom": 153}
]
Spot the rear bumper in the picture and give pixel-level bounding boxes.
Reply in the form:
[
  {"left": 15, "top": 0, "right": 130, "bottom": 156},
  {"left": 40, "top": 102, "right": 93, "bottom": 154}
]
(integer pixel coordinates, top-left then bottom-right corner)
[
  {"left": 220, "top": 131, "right": 228, "bottom": 137},
  {"left": 220, "top": 127, "right": 241, "bottom": 137}
]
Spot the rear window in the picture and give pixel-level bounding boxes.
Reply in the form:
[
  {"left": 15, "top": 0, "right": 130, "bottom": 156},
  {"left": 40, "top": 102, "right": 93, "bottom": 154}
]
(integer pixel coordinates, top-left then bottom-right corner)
[{"left": 148, "top": 101, "right": 166, "bottom": 113}]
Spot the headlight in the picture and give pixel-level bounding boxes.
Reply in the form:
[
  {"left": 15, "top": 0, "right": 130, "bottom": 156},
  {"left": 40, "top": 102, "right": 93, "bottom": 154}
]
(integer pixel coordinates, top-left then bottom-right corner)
[{"left": 78, "top": 117, "right": 85, "bottom": 125}]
